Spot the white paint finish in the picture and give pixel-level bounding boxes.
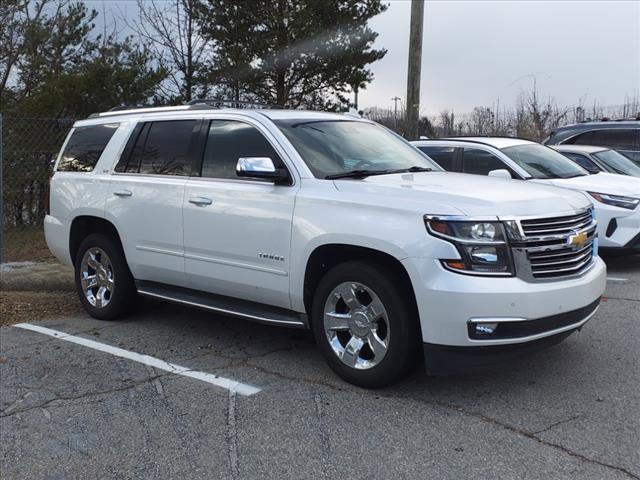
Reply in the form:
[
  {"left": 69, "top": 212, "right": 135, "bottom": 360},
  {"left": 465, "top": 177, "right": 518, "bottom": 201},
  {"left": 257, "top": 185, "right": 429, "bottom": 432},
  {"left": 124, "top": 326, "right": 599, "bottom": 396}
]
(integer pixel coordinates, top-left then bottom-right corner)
[
  {"left": 183, "top": 177, "right": 296, "bottom": 308},
  {"left": 13, "top": 323, "right": 261, "bottom": 396},
  {"left": 44, "top": 109, "right": 613, "bottom": 351},
  {"left": 104, "top": 174, "right": 189, "bottom": 287},
  {"left": 402, "top": 256, "right": 606, "bottom": 346}
]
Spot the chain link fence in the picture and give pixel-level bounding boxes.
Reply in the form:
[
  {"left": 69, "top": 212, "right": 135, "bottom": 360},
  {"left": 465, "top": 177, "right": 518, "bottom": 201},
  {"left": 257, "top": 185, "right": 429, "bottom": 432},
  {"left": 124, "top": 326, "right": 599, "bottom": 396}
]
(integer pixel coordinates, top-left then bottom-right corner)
[{"left": 1, "top": 116, "right": 76, "bottom": 261}]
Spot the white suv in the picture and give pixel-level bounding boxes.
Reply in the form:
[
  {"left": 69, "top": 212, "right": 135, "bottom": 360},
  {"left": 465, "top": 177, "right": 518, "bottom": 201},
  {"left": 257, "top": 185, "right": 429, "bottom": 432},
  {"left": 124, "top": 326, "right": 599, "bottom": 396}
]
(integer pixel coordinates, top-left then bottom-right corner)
[{"left": 45, "top": 105, "right": 606, "bottom": 387}]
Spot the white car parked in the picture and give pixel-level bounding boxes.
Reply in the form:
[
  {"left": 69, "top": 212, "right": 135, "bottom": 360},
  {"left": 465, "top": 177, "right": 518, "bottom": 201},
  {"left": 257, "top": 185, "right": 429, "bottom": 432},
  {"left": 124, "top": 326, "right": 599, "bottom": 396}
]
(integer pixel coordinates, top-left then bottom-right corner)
[
  {"left": 414, "top": 137, "right": 640, "bottom": 253},
  {"left": 45, "top": 105, "right": 606, "bottom": 387}
]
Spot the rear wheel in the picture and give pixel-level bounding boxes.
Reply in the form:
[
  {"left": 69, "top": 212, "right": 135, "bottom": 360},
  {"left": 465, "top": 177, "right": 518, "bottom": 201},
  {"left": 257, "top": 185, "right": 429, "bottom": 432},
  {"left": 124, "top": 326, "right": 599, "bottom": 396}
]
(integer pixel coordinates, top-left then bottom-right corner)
[
  {"left": 311, "top": 261, "right": 419, "bottom": 388},
  {"left": 74, "top": 233, "right": 136, "bottom": 320}
]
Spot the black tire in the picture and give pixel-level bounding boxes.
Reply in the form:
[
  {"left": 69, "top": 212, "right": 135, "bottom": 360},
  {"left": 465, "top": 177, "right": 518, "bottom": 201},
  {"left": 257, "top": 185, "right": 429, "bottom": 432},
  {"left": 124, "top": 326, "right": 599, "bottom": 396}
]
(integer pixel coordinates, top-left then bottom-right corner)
[
  {"left": 74, "top": 233, "right": 136, "bottom": 320},
  {"left": 311, "top": 261, "right": 420, "bottom": 388}
]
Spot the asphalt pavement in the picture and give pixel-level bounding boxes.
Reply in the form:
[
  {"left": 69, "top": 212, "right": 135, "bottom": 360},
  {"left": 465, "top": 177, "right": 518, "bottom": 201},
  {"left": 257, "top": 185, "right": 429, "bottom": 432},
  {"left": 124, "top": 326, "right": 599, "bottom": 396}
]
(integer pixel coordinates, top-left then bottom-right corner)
[{"left": 1, "top": 255, "right": 639, "bottom": 479}]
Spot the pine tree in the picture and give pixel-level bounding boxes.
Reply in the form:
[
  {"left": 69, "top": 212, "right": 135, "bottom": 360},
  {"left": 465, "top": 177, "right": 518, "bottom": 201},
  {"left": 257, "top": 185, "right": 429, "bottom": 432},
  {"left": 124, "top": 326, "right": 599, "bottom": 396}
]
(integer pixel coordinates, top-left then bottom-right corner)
[{"left": 194, "top": 0, "right": 387, "bottom": 109}]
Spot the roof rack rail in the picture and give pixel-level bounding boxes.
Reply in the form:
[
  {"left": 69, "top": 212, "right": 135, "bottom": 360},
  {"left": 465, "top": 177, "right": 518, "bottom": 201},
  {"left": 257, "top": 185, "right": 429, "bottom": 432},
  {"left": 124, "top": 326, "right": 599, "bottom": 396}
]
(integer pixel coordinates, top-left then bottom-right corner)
[
  {"left": 443, "top": 135, "right": 533, "bottom": 141},
  {"left": 186, "top": 98, "right": 284, "bottom": 109}
]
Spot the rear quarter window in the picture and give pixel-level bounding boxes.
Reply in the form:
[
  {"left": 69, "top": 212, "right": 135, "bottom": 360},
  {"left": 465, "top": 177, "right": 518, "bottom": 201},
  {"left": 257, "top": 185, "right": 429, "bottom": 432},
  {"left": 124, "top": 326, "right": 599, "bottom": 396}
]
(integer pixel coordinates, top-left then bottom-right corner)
[{"left": 57, "top": 123, "right": 119, "bottom": 172}]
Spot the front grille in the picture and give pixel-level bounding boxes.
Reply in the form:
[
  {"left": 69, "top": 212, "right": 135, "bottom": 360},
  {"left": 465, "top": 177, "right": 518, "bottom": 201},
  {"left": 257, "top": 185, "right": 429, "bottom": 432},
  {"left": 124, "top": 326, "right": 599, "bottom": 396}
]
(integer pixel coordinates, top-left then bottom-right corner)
[
  {"left": 520, "top": 209, "right": 592, "bottom": 236},
  {"left": 512, "top": 209, "right": 597, "bottom": 280},
  {"left": 528, "top": 243, "right": 594, "bottom": 278}
]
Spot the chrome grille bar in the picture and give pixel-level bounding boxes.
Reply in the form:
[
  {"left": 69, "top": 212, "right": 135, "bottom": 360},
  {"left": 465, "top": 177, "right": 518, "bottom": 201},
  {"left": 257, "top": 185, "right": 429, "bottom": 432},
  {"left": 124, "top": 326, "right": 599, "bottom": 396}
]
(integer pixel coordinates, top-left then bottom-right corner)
[{"left": 512, "top": 208, "right": 596, "bottom": 281}]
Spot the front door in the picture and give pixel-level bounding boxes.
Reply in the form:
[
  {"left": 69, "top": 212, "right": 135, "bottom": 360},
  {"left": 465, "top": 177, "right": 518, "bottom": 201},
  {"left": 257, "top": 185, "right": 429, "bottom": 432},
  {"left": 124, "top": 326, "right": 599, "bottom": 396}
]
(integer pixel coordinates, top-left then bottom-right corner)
[{"left": 183, "top": 119, "right": 297, "bottom": 308}]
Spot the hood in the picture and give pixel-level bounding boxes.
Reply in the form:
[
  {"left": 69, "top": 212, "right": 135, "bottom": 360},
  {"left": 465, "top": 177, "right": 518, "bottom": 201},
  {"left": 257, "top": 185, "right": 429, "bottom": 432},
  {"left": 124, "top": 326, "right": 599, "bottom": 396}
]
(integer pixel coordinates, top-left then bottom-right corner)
[
  {"left": 333, "top": 171, "right": 591, "bottom": 217},
  {"left": 536, "top": 172, "right": 640, "bottom": 197}
]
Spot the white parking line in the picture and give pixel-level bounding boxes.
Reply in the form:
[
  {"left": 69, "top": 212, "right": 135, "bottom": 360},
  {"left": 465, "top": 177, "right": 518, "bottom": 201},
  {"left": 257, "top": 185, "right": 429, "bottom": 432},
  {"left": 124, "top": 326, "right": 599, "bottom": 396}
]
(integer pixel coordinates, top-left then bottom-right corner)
[
  {"left": 607, "top": 277, "right": 628, "bottom": 282},
  {"left": 13, "top": 323, "right": 261, "bottom": 396}
]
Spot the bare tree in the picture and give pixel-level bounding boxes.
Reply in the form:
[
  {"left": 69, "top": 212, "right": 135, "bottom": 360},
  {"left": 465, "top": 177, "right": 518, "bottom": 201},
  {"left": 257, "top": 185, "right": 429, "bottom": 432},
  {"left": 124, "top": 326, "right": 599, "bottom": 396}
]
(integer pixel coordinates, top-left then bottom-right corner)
[{"left": 126, "top": 0, "right": 211, "bottom": 102}]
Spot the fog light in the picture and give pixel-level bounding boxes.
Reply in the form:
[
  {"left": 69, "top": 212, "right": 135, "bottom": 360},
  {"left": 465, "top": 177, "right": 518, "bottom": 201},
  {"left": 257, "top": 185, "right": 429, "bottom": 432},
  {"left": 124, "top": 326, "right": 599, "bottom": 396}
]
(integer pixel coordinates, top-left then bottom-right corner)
[{"left": 475, "top": 322, "right": 498, "bottom": 335}]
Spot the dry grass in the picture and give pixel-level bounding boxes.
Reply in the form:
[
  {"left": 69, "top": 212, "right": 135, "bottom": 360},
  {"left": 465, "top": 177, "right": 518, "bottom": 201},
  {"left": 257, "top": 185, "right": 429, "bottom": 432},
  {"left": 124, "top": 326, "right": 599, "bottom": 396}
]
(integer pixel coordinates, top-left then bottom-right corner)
[
  {"left": 0, "top": 290, "right": 83, "bottom": 326},
  {"left": 3, "top": 227, "right": 55, "bottom": 263}
]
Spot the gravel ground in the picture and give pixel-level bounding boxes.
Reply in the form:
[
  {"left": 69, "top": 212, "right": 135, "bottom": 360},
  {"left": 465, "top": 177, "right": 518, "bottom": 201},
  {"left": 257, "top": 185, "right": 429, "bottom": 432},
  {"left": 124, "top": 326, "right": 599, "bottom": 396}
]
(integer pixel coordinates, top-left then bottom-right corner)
[{"left": 0, "top": 291, "right": 83, "bottom": 326}]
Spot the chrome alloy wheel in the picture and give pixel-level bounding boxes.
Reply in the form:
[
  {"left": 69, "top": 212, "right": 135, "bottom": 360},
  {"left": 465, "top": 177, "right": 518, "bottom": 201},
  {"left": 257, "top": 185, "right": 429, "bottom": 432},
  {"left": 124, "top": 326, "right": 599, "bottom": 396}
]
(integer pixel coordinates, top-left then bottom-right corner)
[
  {"left": 80, "top": 247, "right": 114, "bottom": 308},
  {"left": 323, "top": 282, "right": 390, "bottom": 370}
]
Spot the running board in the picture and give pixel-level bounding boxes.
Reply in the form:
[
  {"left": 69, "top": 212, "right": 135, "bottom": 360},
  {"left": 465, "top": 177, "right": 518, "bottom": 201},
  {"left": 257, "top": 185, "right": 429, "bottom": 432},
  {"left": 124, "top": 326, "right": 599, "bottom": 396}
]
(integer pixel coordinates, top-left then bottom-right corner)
[{"left": 136, "top": 281, "right": 308, "bottom": 329}]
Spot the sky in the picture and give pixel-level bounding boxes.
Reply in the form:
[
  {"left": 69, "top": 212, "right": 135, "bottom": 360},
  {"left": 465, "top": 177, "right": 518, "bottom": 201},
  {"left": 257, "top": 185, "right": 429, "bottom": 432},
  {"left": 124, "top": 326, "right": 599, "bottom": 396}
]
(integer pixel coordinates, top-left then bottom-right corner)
[
  {"left": 93, "top": 0, "right": 639, "bottom": 115},
  {"left": 359, "top": 0, "right": 640, "bottom": 115}
]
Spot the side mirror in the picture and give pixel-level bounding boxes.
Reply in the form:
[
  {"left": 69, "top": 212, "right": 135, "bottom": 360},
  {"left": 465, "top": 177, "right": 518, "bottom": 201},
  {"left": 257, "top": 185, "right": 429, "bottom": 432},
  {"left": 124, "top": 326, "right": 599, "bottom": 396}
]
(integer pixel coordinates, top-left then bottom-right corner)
[
  {"left": 236, "top": 157, "right": 290, "bottom": 184},
  {"left": 488, "top": 169, "right": 512, "bottom": 180}
]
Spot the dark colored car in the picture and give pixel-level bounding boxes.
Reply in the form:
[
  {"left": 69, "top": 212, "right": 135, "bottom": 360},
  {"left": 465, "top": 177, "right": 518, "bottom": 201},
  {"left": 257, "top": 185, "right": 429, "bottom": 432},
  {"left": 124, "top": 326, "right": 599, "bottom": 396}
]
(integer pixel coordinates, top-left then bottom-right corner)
[
  {"left": 544, "top": 119, "right": 640, "bottom": 165},
  {"left": 551, "top": 145, "right": 640, "bottom": 177}
]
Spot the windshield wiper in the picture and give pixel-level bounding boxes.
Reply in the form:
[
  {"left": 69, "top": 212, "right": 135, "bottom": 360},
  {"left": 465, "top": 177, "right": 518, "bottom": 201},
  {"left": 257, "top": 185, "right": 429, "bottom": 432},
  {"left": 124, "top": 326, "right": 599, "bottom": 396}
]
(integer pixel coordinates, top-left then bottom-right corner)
[
  {"left": 325, "top": 169, "right": 391, "bottom": 179},
  {"left": 325, "top": 166, "right": 432, "bottom": 180}
]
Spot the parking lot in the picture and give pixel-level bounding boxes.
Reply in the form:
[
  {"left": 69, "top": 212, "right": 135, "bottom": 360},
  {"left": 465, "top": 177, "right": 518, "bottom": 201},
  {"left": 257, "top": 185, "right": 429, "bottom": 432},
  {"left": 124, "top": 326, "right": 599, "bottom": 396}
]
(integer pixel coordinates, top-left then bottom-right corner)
[{"left": 1, "top": 255, "right": 638, "bottom": 480}]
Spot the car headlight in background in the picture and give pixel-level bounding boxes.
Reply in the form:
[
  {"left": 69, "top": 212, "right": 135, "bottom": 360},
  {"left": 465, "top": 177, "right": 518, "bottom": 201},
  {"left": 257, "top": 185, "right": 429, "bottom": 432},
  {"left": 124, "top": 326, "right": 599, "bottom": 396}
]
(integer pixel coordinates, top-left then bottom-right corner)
[
  {"left": 424, "top": 217, "right": 514, "bottom": 276},
  {"left": 588, "top": 192, "right": 640, "bottom": 210}
]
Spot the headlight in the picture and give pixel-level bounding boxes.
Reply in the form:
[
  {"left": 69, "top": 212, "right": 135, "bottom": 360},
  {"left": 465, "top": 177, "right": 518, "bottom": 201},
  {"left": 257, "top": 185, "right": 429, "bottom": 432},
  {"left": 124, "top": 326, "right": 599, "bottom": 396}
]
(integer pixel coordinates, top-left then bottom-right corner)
[
  {"left": 424, "top": 217, "right": 514, "bottom": 276},
  {"left": 588, "top": 192, "right": 639, "bottom": 210}
]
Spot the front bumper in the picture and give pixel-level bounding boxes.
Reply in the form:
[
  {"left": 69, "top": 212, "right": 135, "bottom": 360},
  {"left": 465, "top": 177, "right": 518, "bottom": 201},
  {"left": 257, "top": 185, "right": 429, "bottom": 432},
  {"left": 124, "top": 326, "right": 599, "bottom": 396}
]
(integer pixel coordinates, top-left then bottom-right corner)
[
  {"left": 423, "top": 327, "right": 583, "bottom": 376},
  {"left": 594, "top": 203, "right": 640, "bottom": 250},
  {"left": 402, "top": 256, "right": 606, "bottom": 347}
]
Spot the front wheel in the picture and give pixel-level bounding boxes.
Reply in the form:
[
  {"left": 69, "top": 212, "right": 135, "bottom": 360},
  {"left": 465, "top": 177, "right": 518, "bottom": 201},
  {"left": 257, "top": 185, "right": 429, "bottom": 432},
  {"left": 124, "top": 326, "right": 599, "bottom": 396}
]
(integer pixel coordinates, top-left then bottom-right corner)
[{"left": 311, "top": 261, "right": 420, "bottom": 388}]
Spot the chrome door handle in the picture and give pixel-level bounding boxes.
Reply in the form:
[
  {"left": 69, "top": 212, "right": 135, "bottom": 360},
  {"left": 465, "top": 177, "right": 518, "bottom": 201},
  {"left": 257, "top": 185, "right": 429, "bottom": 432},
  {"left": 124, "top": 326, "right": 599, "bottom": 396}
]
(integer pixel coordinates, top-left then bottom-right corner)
[
  {"left": 113, "top": 190, "right": 132, "bottom": 197},
  {"left": 188, "top": 196, "right": 213, "bottom": 206}
]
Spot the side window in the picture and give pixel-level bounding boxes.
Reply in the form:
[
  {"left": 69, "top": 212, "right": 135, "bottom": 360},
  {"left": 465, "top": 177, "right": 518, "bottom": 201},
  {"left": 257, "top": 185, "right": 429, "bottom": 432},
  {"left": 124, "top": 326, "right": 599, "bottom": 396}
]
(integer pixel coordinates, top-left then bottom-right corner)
[
  {"left": 564, "top": 131, "right": 594, "bottom": 145},
  {"left": 139, "top": 121, "right": 196, "bottom": 175},
  {"left": 57, "top": 123, "right": 119, "bottom": 172},
  {"left": 562, "top": 152, "right": 600, "bottom": 173},
  {"left": 462, "top": 148, "right": 516, "bottom": 177},
  {"left": 114, "top": 121, "right": 196, "bottom": 175},
  {"left": 201, "top": 120, "right": 284, "bottom": 179},
  {"left": 417, "top": 146, "right": 455, "bottom": 171},
  {"left": 590, "top": 129, "right": 637, "bottom": 149}
]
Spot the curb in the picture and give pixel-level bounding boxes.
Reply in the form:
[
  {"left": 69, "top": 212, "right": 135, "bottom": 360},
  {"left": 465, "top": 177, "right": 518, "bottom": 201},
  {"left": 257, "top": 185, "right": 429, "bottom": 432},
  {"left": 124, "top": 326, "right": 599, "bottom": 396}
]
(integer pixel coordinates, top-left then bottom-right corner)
[{"left": 1, "top": 262, "right": 75, "bottom": 292}]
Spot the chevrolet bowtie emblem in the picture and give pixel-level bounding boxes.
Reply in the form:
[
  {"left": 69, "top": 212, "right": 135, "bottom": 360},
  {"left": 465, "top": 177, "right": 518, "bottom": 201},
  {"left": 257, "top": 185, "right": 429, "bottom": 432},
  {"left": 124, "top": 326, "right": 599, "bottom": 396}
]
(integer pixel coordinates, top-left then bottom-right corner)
[{"left": 568, "top": 231, "right": 588, "bottom": 249}]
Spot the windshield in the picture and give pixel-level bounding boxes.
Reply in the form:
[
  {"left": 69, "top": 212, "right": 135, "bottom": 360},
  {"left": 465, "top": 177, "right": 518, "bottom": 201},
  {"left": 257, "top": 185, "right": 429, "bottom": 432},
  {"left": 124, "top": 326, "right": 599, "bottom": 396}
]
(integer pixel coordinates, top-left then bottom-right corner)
[
  {"left": 593, "top": 149, "right": 640, "bottom": 176},
  {"left": 501, "top": 144, "right": 588, "bottom": 179},
  {"left": 275, "top": 119, "right": 440, "bottom": 178}
]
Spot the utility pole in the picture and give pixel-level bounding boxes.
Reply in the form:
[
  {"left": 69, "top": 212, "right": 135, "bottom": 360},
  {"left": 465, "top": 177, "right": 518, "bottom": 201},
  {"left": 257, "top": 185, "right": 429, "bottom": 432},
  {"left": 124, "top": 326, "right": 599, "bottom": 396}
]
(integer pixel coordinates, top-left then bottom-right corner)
[
  {"left": 391, "top": 96, "right": 401, "bottom": 130},
  {"left": 405, "top": 0, "right": 424, "bottom": 140}
]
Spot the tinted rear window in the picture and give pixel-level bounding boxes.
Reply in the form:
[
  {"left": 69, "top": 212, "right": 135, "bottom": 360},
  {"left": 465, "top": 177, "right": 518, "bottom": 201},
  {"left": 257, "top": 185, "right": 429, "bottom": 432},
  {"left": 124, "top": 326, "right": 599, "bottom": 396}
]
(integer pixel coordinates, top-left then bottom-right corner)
[
  {"left": 57, "top": 124, "right": 119, "bottom": 172},
  {"left": 566, "top": 128, "right": 639, "bottom": 149},
  {"left": 115, "top": 120, "right": 197, "bottom": 176}
]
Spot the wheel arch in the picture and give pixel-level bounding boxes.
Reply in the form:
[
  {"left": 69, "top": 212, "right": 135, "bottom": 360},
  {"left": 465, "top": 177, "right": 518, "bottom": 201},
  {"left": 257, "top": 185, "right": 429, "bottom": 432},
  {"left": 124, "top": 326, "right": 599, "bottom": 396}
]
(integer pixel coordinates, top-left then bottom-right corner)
[
  {"left": 302, "top": 243, "right": 421, "bottom": 332},
  {"left": 69, "top": 215, "right": 125, "bottom": 266}
]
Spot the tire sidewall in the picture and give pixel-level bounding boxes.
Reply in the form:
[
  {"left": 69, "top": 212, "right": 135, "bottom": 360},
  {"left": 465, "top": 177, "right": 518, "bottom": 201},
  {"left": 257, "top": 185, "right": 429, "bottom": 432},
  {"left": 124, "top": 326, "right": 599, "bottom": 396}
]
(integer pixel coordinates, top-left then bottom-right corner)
[
  {"left": 74, "top": 233, "right": 134, "bottom": 320},
  {"left": 311, "top": 261, "right": 418, "bottom": 388}
]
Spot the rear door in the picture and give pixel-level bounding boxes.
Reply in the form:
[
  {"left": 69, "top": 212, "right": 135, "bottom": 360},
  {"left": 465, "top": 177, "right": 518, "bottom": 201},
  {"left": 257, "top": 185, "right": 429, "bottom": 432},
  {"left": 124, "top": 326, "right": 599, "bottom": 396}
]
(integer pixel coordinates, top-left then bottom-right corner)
[
  {"left": 182, "top": 118, "right": 297, "bottom": 308},
  {"left": 105, "top": 118, "right": 201, "bottom": 287}
]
